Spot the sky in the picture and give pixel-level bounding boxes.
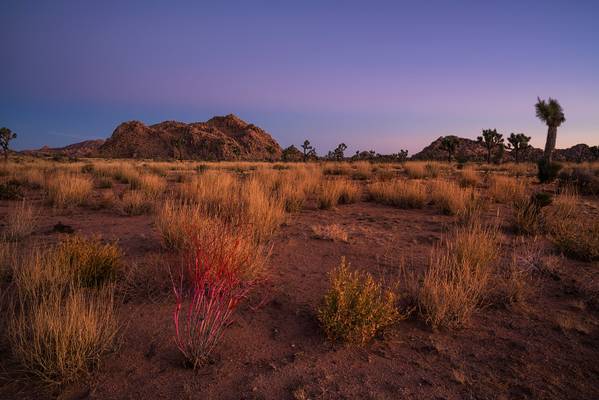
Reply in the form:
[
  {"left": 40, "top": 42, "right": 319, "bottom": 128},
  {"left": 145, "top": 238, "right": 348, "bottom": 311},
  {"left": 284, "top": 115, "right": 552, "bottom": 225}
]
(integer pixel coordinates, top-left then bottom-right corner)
[{"left": 1, "top": 0, "right": 598, "bottom": 155}]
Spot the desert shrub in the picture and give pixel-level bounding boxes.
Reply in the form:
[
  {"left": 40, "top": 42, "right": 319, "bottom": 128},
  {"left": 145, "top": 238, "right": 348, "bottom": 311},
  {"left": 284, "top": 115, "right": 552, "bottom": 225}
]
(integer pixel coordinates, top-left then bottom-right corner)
[
  {"left": 8, "top": 243, "right": 118, "bottom": 385},
  {"left": 367, "top": 180, "right": 427, "bottom": 209},
  {"left": 537, "top": 159, "right": 562, "bottom": 183},
  {"left": 0, "top": 180, "right": 23, "bottom": 200},
  {"left": 46, "top": 173, "right": 93, "bottom": 207},
  {"left": 172, "top": 233, "right": 258, "bottom": 368},
  {"left": 54, "top": 236, "right": 122, "bottom": 287},
  {"left": 429, "top": 180, "right": 473, "bottom": 216},
  {"left": 3, "top": 200, "right": 37, "bottom": 241},
  {"left": 317, "top": 180, "right": 342, "bottom": 210},
  {"left": 318, "top": 257, "right": 399, "bottom": 344},
  {"left": 131, "top": 173, "right": 166, "bottom": 198},
  {"left": 419, "top": 223, "right": 499, "bottom": 328},
  {"left": 458, "top": 167, "right": 481, "bottom": 187},
  {"left": 311, "top": 224, "right": 349, "bottom": 242},
  {"left": 511, "top": 192, "right": 553, "bottom": 235},
  {"left": 121, "top": 190, "right": 154, "bottom": 215},
  {"left": 155, "top": 200, "right": 202, "bottom": 250},
  {"left": 558, "top": 167, "right": 599, "bottom": 195}
]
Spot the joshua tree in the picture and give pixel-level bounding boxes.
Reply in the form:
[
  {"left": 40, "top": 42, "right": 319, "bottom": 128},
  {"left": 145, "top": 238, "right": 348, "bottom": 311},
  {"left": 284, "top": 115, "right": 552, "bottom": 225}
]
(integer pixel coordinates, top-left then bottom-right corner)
[
  {"left": 329, "top": 143, "right": 347, "bottom": 161},
  {"left": 0, "top": 127, "right": 17, "bottom": 162},
  {"left": 440, "top": 136, "right": 459, "bottom": 162},
  {"left": 301, "top": 140, "right": 316, "bottom": 161},
  {"left": 506, "top": 133, "right": 531, "bottom": 163},
  {"left": 535, "top": 97, "right": 565, "bottom": 164},
  {"left": 477, "top": 129, "right": 504, "bottom": 164}
]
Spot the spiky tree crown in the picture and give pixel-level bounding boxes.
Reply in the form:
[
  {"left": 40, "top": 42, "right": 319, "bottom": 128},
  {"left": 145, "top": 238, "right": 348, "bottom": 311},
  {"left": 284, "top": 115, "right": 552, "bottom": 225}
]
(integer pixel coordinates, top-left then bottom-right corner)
[{"left": 535, "top": 97, "right": 565, "bottom": 127}]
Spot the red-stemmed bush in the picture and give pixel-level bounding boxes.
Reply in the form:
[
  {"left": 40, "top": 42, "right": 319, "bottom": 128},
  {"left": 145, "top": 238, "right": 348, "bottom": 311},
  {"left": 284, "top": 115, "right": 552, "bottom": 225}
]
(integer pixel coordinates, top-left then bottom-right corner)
[{"left": 172, "top": 232, "right": 255, "bottom": 368}]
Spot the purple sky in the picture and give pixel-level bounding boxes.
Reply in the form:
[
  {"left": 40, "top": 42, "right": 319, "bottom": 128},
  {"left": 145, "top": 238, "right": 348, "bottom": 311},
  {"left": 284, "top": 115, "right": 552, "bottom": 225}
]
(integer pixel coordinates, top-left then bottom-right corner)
[{"left": 1, "top": 0, "right": 598, "bottom": 155}]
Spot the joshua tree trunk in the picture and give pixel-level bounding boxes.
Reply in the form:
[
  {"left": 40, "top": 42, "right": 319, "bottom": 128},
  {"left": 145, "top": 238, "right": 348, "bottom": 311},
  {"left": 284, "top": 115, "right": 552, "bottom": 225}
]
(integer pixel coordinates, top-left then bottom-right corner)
[
  {"left": 543, "top": 125, "right": 557, "bottom": 163},
  {"left": 486, "top": 148, "right": 491, "bottom": 164}
]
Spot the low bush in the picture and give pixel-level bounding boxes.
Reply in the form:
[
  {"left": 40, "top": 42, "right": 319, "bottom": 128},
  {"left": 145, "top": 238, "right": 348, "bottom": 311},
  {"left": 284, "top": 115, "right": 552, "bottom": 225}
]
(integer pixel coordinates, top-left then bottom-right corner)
[
  {"left": 367, "top": 180, "right": 427, "bottom": 209},
  {"left": 558, "top": 167, "right": 599, "bottom": 195},
  {"left": 318, "top": 257, "right": 399, "bottom": 344},
  {"left": 546, "top": 210, "right": 599, "bottom": 261}
]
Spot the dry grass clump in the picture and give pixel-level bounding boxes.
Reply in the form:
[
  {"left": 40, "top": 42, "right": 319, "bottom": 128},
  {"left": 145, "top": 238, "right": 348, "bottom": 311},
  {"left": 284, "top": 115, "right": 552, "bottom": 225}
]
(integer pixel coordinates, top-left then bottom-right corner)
[
  {"left": 318, "top": 257, "right": 400, "bottom": 344},
  {"left": 488, "top": 175, "right": 526, "bottom": 203},
  {"left": 429, "top": 179, "right": 474, "bottom": 216},
  {"left": 46, "top": 173, "right": 93, "bottom": 207},
  {"left": 458, "top": 167, "right": 481, "bottom": 187},
  {"left": 178, "top": 171, "right": 285, "bottom": 242},
  {"left": 7, "top": 238, "right": 120, "bottom": 385},
  {"left": 19, "top": 168, "right": 46, "bottom": 189},
  {"left": 511, "top": 192, "right": 553, "bottom": 235},
  {"left": 311, "top": 224, "right": 349, "bottom": 242},
  {"left": 121, "top": 190, "right": 154, "bottom": 215},
  {"left": 323, "top": 163, "right": 353, "bottom": 176},
  {"left": 317, "top": 179, "right": 360, "bottom": 209},
  {"left": 131, "top": 173, "right": 166, "bottom": 198},
  {"left": 155, "top": 200, "right": 268, "bottom": 281},
  {"left": 111, "top": 163, "right": 141, "bottom": 185},
  {"left": 2, "top": 200, "right": 37, "bottom": 241},
  {"left": 419, "top": 223, "right": 499, "bottom": 328},
  {"left": 367, "top": 180, "right": 427, "bottom": 208},
  {"left": 546, "top": 205, "right": 599, "bottom": 262},
  {"left": 155, "top": 200, "right": 202, "bottom": 250},
  {"left": 350, "top": 161, "right": 373, "bottom": 180}
]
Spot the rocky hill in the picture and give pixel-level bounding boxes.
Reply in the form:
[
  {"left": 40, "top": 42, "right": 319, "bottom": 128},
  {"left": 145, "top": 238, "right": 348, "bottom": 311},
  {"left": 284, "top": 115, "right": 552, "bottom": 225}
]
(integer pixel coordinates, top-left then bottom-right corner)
[
  {"left": 412, "top": 136, "right": 596, "bottom": 162},
  {"left": 97, "top": 114, "right": 282, "bottom": 161}
]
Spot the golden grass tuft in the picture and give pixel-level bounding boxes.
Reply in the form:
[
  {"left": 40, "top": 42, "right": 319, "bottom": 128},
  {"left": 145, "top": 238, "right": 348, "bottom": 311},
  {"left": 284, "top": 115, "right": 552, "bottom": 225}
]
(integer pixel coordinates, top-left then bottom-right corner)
[
  {"left": 318, "top": 257, "right": 400, "bottom": 344},
  {"left": 121, "top": 190, "right": 154, "bottom": 215},
  {"left": 3, "top": 200, "right": 37, "bottom": 241},
  {"left": 458, "top": 167, "right": 481, "bottom": 187},
  {"left": 7, "top": 238, "right": 120, "bottom": 385},
  {"left": 131, "top": 173, "right": 166, "bottom": 198},
  {"left": 419, "top": 223, "right": 499, "bottom": 328},
  {"left": 317, "top": 179, "right": 360, "bottom": 209},
  {"left": 488, "top": 175, "right": 526, "bottom": 203},
  {"left": 429, "top": 179, "right": 474, "bottom": 216},
  {"left": 367, "top": 180, "right": 427, "bottom": 208},
  {"left": 311, "top": 224, "right": 349, "bottom": 242},
  {"left": 46, "top": 173, "right": 93, "bottom": 207}
]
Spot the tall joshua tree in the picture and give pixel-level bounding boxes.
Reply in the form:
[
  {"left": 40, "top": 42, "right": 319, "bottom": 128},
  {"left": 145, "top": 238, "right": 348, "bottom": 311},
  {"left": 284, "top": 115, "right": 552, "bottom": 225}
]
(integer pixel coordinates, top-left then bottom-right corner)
[
  {"left": 506, "top": 133, "right": 531, "bottom": 163},
  {"left": 535, "top": 97, "right": 565, "bottom": 164},
  {"left": 477, "top": 129, "right": 503, "bottom": 164},
  {"left": 0, "top": 127, "right": 17, "bottom": 162},
  {"left": 440, "top": 136, "right": 459, "bottom": 162}
]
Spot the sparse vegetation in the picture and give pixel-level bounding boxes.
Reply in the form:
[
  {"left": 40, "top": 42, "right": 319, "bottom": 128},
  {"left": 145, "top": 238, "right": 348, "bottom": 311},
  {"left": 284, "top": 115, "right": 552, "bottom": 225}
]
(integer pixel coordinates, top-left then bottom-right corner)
[
  {"left": 46, "top": 173, "right": 93, "bottom": 207},
  {"left": 367, "top": 180, "right": 427, "bottom": 208}
]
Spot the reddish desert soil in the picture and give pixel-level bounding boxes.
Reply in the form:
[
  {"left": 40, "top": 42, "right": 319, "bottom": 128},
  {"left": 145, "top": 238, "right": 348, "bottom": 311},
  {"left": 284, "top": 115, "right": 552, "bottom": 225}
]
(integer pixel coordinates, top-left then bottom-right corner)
[{"left": 1, "top": 182, "right": 598, "bottom": 400}]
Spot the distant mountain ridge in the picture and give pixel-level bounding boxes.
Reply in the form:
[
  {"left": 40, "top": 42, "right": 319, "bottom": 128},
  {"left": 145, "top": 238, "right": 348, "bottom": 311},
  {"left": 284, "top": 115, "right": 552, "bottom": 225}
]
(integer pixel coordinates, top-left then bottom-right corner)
[
  {"left": 23, "top": 124, "right": 596, "bottom": 162},
  {"left": 411, "top": 136, "right": 597, "bottom": 163}
]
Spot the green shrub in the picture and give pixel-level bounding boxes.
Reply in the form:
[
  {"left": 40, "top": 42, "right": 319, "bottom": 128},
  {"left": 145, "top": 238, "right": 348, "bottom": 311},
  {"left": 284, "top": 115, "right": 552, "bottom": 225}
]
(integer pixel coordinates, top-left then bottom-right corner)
[{"left": 318, "top": 257, "right": 399, "bottom": 344}]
